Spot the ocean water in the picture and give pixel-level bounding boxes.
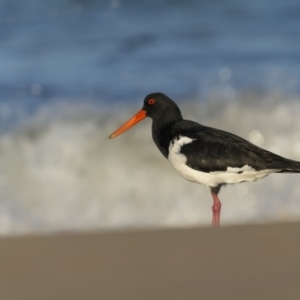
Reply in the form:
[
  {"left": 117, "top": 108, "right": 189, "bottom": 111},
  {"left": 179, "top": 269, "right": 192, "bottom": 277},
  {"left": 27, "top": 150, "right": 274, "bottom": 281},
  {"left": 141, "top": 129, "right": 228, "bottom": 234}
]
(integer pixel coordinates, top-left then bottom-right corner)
[{"left": 1, "top": 0, "right": 300, "bottom": 234}]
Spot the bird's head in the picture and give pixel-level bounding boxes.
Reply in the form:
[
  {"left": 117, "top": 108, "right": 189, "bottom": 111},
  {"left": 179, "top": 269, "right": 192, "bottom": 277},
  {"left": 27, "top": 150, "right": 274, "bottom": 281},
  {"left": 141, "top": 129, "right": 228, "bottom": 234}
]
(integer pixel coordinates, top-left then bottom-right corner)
[{"left": 109, "top": 92, "right": 182, "bottom": 139}]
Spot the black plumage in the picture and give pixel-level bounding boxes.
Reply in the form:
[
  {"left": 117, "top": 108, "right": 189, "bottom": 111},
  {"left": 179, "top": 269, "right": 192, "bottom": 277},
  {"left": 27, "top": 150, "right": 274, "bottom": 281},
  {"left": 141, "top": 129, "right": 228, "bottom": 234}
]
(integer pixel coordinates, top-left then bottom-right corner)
[{"left": 144, "top": 93, "right": 300, "bottom": 176}]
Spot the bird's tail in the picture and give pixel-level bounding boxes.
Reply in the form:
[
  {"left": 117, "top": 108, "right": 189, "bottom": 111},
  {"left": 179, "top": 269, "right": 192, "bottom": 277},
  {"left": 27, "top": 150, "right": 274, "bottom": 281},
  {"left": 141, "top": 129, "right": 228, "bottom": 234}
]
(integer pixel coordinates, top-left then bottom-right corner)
[{"left": 274, "top": 158, "right": 300, "bottom": 173}]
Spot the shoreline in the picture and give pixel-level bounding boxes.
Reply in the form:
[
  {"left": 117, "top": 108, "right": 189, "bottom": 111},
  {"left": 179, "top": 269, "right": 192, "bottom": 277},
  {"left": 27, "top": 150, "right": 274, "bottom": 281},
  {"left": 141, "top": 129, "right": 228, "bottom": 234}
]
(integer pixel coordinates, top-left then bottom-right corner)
[{"left": 1, "top": 222, "right": 300, "bottom": 300}]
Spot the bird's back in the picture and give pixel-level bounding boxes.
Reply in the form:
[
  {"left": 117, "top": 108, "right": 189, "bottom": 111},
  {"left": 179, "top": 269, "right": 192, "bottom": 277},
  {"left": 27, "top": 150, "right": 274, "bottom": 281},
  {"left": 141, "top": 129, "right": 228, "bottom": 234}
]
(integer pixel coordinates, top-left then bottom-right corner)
[{"left": 168, "top": 119, "right": 300, "bottom": 174}]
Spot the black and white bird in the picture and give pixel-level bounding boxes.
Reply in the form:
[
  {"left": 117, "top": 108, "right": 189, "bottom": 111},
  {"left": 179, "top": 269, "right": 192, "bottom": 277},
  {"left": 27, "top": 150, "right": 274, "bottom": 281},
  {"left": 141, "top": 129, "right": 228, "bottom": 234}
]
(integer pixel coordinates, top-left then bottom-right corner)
[{"left": 109, "top": 93, "right": 300, "bottom": 227}]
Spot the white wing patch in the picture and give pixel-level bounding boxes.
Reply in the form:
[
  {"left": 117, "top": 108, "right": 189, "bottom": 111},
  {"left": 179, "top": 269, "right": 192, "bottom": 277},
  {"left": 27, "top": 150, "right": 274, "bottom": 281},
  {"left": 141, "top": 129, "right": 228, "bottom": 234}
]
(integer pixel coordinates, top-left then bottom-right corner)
[
  {"left": 168, "top": 136, "right": 278, "bottom": 187},
  {"left": 211, "top": 165, "right": 255, "bottom": 174},
  {"left": 228, "top": 165, "right": 254, "bottom": 172}
]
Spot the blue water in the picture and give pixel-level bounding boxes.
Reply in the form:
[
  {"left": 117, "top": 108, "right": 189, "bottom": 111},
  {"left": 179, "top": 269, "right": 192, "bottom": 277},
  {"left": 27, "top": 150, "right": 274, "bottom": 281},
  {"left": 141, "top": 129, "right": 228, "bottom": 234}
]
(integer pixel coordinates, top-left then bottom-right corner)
[
  {"left": 1, "top": 0, "right": 300, "bottom": 234},
  {"left": 2, "top": 0, "right": 300, "bottom": 106}
]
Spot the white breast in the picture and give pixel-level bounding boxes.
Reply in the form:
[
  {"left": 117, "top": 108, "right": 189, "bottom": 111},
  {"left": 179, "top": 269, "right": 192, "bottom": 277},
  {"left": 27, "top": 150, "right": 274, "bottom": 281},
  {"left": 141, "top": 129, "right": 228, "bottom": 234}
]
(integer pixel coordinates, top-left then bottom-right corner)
[{"left": 168, "top": 135, "right": 277, "bottom": 188}]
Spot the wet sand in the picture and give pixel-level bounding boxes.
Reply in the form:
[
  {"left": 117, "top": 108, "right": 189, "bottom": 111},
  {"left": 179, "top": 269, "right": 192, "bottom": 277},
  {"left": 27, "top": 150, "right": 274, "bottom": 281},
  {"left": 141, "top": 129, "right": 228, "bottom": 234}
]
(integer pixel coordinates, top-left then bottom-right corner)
[{"left": 0, "top": 222, "right": 300, "bottom": 300}]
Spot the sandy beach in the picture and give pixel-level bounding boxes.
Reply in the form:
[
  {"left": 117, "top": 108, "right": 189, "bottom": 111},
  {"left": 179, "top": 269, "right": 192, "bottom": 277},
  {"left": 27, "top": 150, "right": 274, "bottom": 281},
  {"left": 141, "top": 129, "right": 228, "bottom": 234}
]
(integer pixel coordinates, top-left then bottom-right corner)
[{"left": 0, "top": 222, "right": 299, "bottom": 300}]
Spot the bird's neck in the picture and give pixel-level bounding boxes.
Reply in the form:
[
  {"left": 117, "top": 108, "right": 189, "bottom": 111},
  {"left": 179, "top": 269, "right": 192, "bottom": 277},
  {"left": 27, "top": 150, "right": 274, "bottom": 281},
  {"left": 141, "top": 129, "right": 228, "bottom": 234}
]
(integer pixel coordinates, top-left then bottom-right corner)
[{"left": 151, "top": 118, "right": 182, "bottom": 158}]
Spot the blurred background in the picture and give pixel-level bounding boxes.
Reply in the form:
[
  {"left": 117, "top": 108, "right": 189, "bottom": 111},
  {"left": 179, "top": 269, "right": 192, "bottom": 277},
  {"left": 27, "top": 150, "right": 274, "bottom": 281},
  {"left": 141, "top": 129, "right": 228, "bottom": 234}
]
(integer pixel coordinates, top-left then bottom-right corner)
[{"left": 1, "top": 0, "right": 300, "bottom": 235}]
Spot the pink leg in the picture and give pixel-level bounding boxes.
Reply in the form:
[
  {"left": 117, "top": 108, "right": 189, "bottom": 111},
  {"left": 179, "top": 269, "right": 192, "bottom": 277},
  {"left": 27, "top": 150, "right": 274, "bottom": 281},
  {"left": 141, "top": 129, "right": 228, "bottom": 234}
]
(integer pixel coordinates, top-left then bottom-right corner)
[{"left": 211, "top": 191, "right": 222, "bottom": 227}]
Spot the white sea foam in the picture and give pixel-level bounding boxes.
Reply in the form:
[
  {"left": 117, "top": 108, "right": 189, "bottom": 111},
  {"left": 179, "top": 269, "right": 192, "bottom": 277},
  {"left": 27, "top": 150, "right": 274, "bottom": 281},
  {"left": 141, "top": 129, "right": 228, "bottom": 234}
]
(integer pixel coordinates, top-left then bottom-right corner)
[{"left": 0, "top": 92, "right": 300, "bottom": 235}]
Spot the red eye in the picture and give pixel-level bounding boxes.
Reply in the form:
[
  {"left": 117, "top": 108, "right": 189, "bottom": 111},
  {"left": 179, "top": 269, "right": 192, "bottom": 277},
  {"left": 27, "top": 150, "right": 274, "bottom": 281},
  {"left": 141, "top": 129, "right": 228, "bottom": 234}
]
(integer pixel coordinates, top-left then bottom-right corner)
[{"left": 148, "top": 98, "right": 156, "bottom": 105}]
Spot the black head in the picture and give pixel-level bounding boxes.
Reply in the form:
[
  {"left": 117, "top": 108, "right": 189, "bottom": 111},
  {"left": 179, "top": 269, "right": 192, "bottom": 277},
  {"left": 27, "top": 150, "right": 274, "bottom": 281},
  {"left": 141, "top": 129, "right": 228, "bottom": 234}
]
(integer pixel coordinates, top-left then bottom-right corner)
[
  {"left": 109, "top": 92, "right": 182, "bottom": 139},
  {"left": 142, "top": 93, "right": 182, "bottom": 122}
]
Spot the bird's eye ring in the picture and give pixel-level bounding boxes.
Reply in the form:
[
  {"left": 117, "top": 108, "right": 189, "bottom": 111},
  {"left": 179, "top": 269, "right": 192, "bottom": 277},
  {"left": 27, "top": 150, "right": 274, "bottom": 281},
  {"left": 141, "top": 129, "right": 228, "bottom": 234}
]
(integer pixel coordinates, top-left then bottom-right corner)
[{"left": 148, "top": 98, "right": 156, "bottom": 105}]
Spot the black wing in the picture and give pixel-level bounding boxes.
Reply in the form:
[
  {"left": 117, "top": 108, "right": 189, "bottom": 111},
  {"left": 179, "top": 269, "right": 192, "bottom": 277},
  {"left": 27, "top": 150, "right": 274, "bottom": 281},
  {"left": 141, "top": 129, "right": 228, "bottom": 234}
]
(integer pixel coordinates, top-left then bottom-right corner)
[{"left": 176, "top": 121, "right": 300, "bottom": 173}]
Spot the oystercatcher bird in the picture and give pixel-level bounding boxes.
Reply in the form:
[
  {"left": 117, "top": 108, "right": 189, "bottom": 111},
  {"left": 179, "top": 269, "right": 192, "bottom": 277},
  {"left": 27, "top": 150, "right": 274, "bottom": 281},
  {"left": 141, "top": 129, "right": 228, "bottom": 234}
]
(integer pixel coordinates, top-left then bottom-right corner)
[{"left": 109, "top": 93, "right": 300, "bottom": 227}]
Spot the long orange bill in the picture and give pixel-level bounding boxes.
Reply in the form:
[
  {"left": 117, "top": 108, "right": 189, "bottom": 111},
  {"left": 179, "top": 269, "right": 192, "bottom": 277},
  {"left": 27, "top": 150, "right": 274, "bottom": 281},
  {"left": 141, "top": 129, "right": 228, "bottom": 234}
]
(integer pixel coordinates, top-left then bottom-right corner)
[{"left": 108, "top": 109, "right": 147, "bottom": 139}]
